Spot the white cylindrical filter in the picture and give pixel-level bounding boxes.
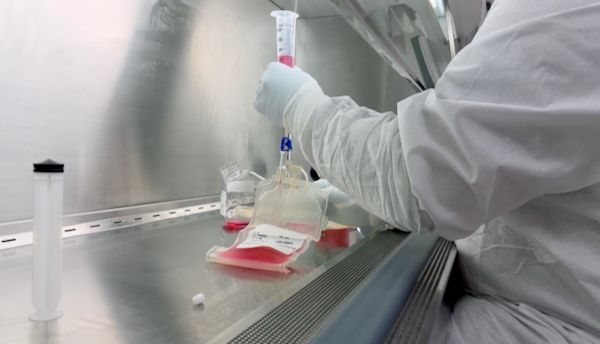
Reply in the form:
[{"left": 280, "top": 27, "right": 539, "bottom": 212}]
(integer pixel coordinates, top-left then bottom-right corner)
[
  {"left": 30, "top": 159, "right": 64, "bottom": 321},
  {"left": 271, "top": 10, "right": 299, "bottom": 67}
]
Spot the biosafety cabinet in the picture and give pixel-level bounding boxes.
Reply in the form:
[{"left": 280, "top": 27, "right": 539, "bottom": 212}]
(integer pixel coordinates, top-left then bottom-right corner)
[{"left": 0, "top": 0, "right": 485, "bottom": 342}]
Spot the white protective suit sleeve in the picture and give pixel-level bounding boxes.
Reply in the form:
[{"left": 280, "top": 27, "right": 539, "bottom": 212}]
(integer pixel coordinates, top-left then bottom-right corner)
[
  {"left": 284, "top": 88, "right": 424, "bottom": 233},
  {"left": 283, "top": 0, "right": 600, "bottom": 240},
  {"left": 313, "top": 179, "right": 387, "bottom": 228}
]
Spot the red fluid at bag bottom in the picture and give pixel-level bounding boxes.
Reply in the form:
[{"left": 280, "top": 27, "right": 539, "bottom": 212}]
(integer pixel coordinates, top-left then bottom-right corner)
[
  {"left": 219, "top": 246, "right": 292, "bottom": 265},
  {"left": 223, "top": 219, "right": 249, "bottom": 231}
]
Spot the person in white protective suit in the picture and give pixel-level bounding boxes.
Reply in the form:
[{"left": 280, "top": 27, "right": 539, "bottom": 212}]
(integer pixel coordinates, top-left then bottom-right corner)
[{"left": 254, "top": 0, "right": 600, "bottom": 343}]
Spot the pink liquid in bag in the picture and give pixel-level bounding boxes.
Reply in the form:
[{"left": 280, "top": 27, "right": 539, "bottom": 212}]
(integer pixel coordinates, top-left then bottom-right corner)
[
  {"left": 207, "top": 223, "right": 315, "bottom": 273},
  {"left": 219, "top": 246, "right": 291, "bottom": 265},
  {"left": 223, "top": 219, "right": 250, "bottom": 232},
  {"left": 318, "top": 228, "right": 351, "bottom": 248}
]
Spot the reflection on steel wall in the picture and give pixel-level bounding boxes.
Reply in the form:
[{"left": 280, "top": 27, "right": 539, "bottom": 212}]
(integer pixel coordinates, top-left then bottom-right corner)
[
  {"left": 0, "top": 0, "right": 411, "bottom": 224},
  {"left": 330, "top": 0, "right": 453, "bottom": 90},
  {"left": 0, "top": 0, "right": 282, "bottom": 223},
  {"left": 297, "top": 16, "right": 417, "bottom": 113}
]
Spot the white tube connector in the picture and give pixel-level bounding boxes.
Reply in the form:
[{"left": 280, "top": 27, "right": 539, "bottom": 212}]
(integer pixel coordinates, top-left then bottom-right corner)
[{"left": 192, "top": 293, "right": 206, "bottom": 305}]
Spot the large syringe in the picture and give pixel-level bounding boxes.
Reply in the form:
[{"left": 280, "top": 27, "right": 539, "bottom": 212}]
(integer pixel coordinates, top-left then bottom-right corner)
[{"left": 271, "top": 10, "right": 299, "bottom": 68}]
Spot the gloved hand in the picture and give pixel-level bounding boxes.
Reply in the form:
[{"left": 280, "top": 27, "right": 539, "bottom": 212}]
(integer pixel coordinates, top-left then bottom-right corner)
[
  {"left": 254, "top": 62, "right": 314, "bottom": 127},
  {"left": 314, "top": 179, "right": 387, "bottom": 229}
]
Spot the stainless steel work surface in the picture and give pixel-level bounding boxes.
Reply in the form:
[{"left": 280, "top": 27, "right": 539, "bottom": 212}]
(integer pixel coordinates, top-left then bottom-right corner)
[{"left": 0, "top": 212, "right": 363, "bottom": 344}]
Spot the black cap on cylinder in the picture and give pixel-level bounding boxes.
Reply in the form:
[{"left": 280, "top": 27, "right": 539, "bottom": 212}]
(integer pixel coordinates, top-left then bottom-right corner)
[{"left": 33, "top": 159, "right": 64, "bottom": 173}]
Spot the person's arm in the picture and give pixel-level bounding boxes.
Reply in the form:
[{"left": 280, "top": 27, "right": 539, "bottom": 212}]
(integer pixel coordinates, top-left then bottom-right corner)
[
  {"left": 280, "top": 0, "right": 600, "bottom": 240},
  {"left": 284, "top": 86, "right": 423, "bottom": 233}
]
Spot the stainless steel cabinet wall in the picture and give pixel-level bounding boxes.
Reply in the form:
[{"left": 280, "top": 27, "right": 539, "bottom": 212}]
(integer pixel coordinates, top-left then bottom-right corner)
[
  {"left": 0, "top": 0, "right": 414, "bottom": 225},
  {"left": 297, "top": 16, "right": 417, "bottom": 113}
]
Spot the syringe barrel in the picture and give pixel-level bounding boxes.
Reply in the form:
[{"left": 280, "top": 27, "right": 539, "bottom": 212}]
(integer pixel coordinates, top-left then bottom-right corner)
[
  {"left": 31, "top": 160, "right": 64, "bottom": 321},
  {"left": 271, "top": 10, "right": 299, "bottom": 67}
]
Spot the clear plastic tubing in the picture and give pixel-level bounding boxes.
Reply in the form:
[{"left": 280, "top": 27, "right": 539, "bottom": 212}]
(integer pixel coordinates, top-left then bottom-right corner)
[
  {"left": 30, "top": 159, "right": 65, "bottom": 322},
  {"left": 271, "top": 10, "right": 299, "bottom": 67}
]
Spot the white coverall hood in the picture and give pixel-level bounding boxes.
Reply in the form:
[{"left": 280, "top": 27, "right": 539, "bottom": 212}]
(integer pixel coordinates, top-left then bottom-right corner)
[{"left": 282, "top": 0, "right": 600, "bottom": 341}]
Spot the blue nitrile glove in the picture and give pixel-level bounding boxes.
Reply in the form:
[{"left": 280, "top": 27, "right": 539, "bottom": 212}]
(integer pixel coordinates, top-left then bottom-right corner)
[{"left": 254, "top": 62, "right": 314, "bottom": 127}]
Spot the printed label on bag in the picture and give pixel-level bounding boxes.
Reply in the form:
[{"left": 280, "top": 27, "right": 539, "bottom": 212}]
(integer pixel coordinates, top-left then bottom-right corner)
[{"left": 237, "top": 224, "right": 307, "bottom": 255}]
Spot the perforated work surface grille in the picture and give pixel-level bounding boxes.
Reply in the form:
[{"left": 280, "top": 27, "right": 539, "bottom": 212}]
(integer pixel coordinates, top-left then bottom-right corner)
[
  {"left": 228, "top": 231, "right": 406, "bottom": 344},
  {"left": 386, "top": 239, "right": 453, "bottom": 344}
]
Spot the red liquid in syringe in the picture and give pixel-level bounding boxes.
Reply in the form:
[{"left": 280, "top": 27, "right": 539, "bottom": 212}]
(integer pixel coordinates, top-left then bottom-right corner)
[{"left": 279, "top": 55, "right": 294, "bottom": 67}]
